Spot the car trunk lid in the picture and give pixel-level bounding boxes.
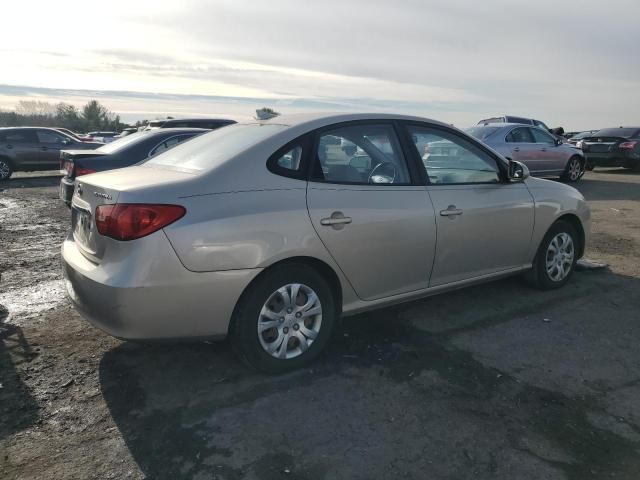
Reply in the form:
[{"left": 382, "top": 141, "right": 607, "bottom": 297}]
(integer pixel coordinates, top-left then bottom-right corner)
[
  {"left": 582, "top": 136, "right": 627, "bottom": 153},
  {"left": 60, "top": 150, "right": 108, "bottom": 179},
  {"left": 69, "top": 166, "right": 196, "bottom": 263}
]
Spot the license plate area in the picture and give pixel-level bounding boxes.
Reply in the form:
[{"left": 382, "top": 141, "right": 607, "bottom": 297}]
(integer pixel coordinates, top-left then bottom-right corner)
[{"left": 72, "top": 206, "right": 93, "bottom": 251}]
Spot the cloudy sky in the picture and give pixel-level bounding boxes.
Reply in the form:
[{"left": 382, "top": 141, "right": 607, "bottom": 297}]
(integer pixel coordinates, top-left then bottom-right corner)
[{"left": 1, "top": 0, "right": 638, "bottom": 129}]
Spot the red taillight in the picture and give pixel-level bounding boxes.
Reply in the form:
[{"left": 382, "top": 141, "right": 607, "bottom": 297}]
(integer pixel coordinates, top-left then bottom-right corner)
[
  {"left": 619, "top": 141, "right": 637, "bottom": 149},
  {"left": 76, "top": 167, "right": 96, "bottom": 176},
  {"left": 95, "top": 204, "right": 186, "bottom": 241}
]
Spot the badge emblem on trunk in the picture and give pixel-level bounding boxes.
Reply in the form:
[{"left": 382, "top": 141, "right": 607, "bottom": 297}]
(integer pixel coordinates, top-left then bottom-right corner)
[{"left": 94, "top": 192, "right": 112, "bottom": 200}]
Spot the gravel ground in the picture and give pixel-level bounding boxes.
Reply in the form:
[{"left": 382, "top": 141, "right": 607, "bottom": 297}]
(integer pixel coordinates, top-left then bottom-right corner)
[{"left": 1, "top": 169, "right": 639, "bottom": 480}]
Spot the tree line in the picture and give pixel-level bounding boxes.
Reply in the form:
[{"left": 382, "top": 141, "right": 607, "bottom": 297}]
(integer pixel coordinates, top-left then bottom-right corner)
[{"left": 0, "top": 100, "right": 125, "bottom": 133}]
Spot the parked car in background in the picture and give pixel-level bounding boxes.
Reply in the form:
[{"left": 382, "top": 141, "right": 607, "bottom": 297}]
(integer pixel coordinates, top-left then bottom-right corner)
[
  {"left": 54, "top": 128, "right": 96, "bottom": 143},
  {"left": 0, "top": 127, "right": 102, "bottom": 179},
  {"left": 478, "top": 115, "right": 552, "bottom": 131},
  {"left": 580, "top": 127, "right": 640, "bottom": 170},
  {"left": 465, "top": 124, "right": 585, "bottom": 182},
  {"left": 59, "top": 128, "right": 206, "bottom": 204},
  {"left": 144, "top": 118, "right": 236, "bottom": 131},
  {"left": 87, "top": 131, "right": 119, "bottom": 143},
  {"left": 62, "top": 112, "right": 590, "bottom": 373},
  {"left": 567, "top": 130, "right": 599, "bottom": 146}
]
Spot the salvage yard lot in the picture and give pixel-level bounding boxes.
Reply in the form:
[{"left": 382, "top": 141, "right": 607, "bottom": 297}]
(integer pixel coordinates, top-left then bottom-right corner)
[{"left": 1, "top": 170, "right": 639, "bottom": 479}]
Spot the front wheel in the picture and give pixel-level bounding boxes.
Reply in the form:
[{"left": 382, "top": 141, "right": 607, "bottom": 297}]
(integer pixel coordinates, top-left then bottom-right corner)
[
  {"left": 525, "top": 221, "right": 578, "bottom": 290},
  {"left": 230, "top": 264, "right": 337, "bottom": 373},
  {"left": 0, "top": 158, "right": 13, "bottom": 180},
  {"left": 560, "top": 156, "right": 584, "bottom": 182}
]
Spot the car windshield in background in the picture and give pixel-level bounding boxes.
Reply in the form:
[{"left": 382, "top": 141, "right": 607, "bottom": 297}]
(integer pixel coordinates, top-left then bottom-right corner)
[
  {"left": 570, "top": 131, "right": 596, "bottom": 140},
  {"left": 464, "top": 126, "right": 500, "bottom": 140},
  {"left": 592, "top": 128, "right": 640, "bottom": 138},
  {"left": 144, "top": 124, "right": 287, "bottom": 172},
  {"left": 95, "top": 131, "right": 148, "bottom": 153}
]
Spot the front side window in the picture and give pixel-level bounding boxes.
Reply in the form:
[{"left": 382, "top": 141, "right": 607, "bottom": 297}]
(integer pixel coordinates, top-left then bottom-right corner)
[
  {"left": 37, "top": 130, "right": 67, "bottom": 144},
  {"left": 530, "top": 128, "right": 555, "bottom": 144},
  {"left": 506, "top": 127, "right": 534, "bottom": 143},
  {"left": 408, "top": 126, "right": 500, "bottom": 185},
  {"left": 311, "top": 124, "right": 410, "bottom": 185}
]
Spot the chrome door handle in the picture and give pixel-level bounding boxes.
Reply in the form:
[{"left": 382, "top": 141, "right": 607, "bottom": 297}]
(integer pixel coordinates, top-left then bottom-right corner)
[
  {"left": 513, "top": 147, "right": 520, "bottom": 152},
  {"left": 439, "top": 205, "right": 463, "bottom": 217},
  {"left": 540, "top": 148, "right": 547, "bottom": 152},
  {"left": 320, "top": 212, "right": 352, "bottom": 229}
]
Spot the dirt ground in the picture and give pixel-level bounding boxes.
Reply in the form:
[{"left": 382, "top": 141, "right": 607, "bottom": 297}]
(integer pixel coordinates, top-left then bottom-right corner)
[{"left": 1, "top": 169, "right": 639, "bottom": 480}]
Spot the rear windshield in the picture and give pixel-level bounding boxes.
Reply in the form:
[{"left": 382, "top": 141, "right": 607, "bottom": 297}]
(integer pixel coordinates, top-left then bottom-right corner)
[
  {"left": 464, "top": 126, "right": 500, "bottom": 140},
  {"left": 95, "top": 131, "right": 148, "bottom": 153},
  {"left": 593, "top": 128, "right": 639, "bottom": 138},
  {"left": 570, "top": 131, "right": 596, "bottom": 140},
  {"left": 143, "top": 123, "right": 288, "bottom": 171}
]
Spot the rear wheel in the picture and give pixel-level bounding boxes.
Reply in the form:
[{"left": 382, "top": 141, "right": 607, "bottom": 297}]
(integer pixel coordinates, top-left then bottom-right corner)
[
  {"left": 230, "top": 264, "right": 337, "bottom": 373},
  {"left": 525, "top": 221, "right": 578, "bottom": 290},
  {"left": 561, "top": 156, "right": 583, "bottom": 182},
  {"left": 0, "top": 158, "right": 12, "bottom": 180}
]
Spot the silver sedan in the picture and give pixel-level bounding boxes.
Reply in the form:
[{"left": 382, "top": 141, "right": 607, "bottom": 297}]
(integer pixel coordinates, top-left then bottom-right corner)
[
  {"left": 62, "top": 113, "right": 590, "bottom": 373},
  {"left": 465, "top": 123, "right": 586, "bottom": 182}
]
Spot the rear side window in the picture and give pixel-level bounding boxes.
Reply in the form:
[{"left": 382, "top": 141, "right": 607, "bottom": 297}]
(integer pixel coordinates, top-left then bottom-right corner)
[
  {"left": 506, "top": 116, "right": 532, "bottom": 125},
  {"left": 311, "top": 124, "right": 411, "bottom": 185},
  {"left": 145, "top": 124, "right": 287, "bottom": 172},
  {"left": 3, "top": 130, "right": 37, "bottom": 143},
  {"left": 506, "top": 127, "right": 534, "bottom": 143},
  {"left": 149, "top": 134, "right": 197, "bottom": 157}
]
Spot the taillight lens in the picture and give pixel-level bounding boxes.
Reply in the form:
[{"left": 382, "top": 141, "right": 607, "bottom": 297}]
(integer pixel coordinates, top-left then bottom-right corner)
[
  {"left": 76, "top": 167, "right": 96, "bottom": 176},
  {"left": 619, "top": 141, "right": 637, "bottom": 149},
  {"left": 95, "top": 204, "right": 186, "bottom": 241}
]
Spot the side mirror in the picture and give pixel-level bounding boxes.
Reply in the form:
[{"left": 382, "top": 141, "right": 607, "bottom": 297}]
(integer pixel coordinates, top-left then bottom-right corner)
[
  {"left": 554, "top": 138, "right": 563, "bottom": 146},
  {"left": 62, "top": 138, "right": 72, "bottom": 145},
  {"left": 508, "top": 159, "right": 529, "bottom": 182}
]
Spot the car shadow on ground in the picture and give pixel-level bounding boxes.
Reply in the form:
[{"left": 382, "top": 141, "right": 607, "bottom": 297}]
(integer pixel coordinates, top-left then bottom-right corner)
[
  {"left": 0, "top": 175, "right": 61, "bottom": 190},
  {"left": 0, "top": 307, "right": 40, "bottom": 441},
  {"left": 99, "top": 269, "right": 640, "bottom": 479},
  {"left": 574, "top": 177, "right": 640, "bottom": 202}
]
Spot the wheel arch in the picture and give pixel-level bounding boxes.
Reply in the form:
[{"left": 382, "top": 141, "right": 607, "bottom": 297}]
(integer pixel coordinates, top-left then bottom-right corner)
[{"left": 229, "top": 255, "right": 343, "bottom": 335}]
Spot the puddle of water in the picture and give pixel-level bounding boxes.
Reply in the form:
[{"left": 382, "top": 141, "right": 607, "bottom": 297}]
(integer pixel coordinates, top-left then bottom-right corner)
[{"left": 0, "top": 279, "right": 68, "bottom": 324}]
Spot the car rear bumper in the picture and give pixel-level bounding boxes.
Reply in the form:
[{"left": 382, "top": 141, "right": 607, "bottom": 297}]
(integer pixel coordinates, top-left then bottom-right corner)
[
  {"left": 61, "top": 233, "right": 262, "bottom": 340},
  {"left": 585, "top": 151, "right": 639, "bottom": 167}
]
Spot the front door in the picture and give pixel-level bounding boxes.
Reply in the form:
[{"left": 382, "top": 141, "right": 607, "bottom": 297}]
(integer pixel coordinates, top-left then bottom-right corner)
[
  {"left": 529, "top": 127, "right": 564, "bottom": 174},
  {"left": 505, "top": 126, "right": 543, "bottom": 174},
  {"left": 306, "top": 122, "right": 437, "bottom": 301},
  {"left": 35, "top": 129, "right": 68, "bottom": 169},
  {"left": 405, "top": 124, "right": 535, "bottom": 286}
]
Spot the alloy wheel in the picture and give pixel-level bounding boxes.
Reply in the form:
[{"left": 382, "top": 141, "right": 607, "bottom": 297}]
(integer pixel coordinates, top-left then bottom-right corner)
[
  {"left": 568, "top": 158, "right": 582, "bottom": 181},
  {"left": 257, "top": 283, "right": 322, "bottom": 360},
  {"left": 0, "top": 160, "right": 10, "bottom": 179},
  {"left": 545, "top": 232, "right": 575, "bottom": 282}
]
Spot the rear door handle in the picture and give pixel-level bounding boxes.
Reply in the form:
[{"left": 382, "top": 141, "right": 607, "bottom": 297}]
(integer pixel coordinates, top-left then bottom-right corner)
[
  {"left": 40, "top": 146, "right": 48, "bottom": 151},
  {"left": 540, "top": 148, "right": 547, "bottom": 152},
  {"left": 513, "top": 147, "right": 520, "bottom": 152},
  {"left": 440, "top": 205, "right": 463, "bottom": 217},
  {"left": 320, "top": 211, "right": 352, "bottom": 229}
]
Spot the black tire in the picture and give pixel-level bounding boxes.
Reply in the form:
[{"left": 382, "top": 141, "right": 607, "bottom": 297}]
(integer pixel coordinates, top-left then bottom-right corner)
[
  {"left": 525, "top": 220, "right": 579, "bottom": 290},
  {"left": 230, "top": 263, "right": 337, "bottom": 373},
  {"left": 560, "top": 156, "right": 584, "bottom": 182},
  {"left": 0, "top": 158, "right": 13, "bottom": 180}
]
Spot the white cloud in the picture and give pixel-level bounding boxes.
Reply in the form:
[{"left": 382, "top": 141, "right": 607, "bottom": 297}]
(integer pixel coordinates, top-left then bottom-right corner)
[{"left": 0, "top": 0, "right": 638, "bottom": 129}]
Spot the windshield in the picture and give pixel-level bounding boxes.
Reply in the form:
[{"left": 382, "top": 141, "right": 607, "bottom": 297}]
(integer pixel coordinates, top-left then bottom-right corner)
[
  {"left": 95, "top": 131, "right": 148, "bottom": 153},
  {"left": 593, "top": 128, "right": 639, "bottom": 138},
  {"left": 464, "top": 126, "right": 500, "bottom": 140},
  {"left": 143, "top": 123, "right": 287, "bottom": 171},
  {"left": 570, "top": 131, "right": 596, "bottom": 140}
]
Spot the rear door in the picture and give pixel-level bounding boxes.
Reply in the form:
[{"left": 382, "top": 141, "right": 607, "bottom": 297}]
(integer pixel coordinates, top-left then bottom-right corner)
[
  {"left": 403, "top": 123, "right": 534, "bottom": 286},
  {"left": 2, "top": 130, "right": 40, "bottom": 168},
  {"left": 306, "top": 122, "right": 437, "bottom": 300}
]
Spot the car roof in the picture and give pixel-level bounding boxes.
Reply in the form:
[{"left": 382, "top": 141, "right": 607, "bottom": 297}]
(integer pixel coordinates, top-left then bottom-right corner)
[
  {"left": 163, "top": 118, "right": 236, "bottom": 122},
  {"left": 474, "top": 122, "right": 531, "bottom": 128},
  {"left": 244, "top": 112, "right": 451, "bottom": 130},
  {"left": 143, "top": 127, "right": 209, "bottom": 135}
]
